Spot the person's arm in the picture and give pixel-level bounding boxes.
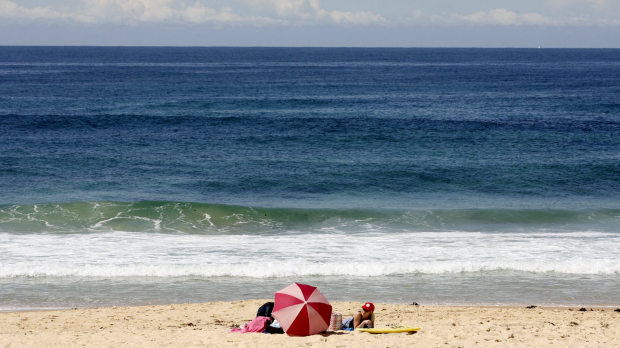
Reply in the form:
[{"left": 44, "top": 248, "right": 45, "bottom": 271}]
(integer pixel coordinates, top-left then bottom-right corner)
[
  {"left": 353, "top": 312, "right": 363, "bottom": 328},
  {"left": 353, "top": 312, "right": 373, "bottom": 329}
]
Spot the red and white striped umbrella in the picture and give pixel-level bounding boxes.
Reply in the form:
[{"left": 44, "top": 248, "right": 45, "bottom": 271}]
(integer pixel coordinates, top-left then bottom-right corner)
[{"left": 272, "top": 282, "right": 332, "bottom": 336}]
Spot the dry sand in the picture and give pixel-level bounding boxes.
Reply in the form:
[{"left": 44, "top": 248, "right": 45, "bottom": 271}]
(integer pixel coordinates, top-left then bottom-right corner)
[{"left": 1, "top": 300, "right": 619, "bottom": 347}]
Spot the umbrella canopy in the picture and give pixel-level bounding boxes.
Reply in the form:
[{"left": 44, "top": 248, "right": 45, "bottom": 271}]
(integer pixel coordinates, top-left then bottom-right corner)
[{"left": 272, "top": 282, "right": 332, "bottom": 336}]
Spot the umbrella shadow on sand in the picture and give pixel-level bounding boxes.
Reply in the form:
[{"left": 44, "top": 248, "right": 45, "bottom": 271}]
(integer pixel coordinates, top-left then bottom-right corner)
[{"left": 317, "top": 331, "right": 349, "bottom": 336}]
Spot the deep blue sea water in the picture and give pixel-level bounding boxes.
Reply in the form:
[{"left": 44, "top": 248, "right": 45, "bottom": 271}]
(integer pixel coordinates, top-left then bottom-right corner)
[{"left": 1, "top": 47, "right": 619, "bottom": 310}]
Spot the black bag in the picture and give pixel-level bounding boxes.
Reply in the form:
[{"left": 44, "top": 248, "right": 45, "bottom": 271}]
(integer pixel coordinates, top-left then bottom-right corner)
[
  {"left": 257, "top": 302, "right": 284, "bottom": 334},
  {"left": 256, "top": 302, "right": 275, "bottom": 319}
]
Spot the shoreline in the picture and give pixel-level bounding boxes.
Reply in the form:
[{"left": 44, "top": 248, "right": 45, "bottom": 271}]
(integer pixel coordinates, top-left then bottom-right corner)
[
  {"left": 3, "top": 304, "right": 620, "bottom": 314},
  {"left": 2, "top": 300, "right": 618, "bottom": 347}
]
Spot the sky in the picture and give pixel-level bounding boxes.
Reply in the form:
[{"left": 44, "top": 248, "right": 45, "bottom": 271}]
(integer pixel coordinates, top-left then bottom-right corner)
[{"left": 1, "top": 0, "right": 619, "bottom": 47}]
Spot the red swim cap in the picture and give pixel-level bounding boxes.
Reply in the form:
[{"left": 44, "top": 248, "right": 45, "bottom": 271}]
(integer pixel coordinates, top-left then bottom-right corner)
[{"left": 362, "top": 302, "right": 375, "bottom": 312}]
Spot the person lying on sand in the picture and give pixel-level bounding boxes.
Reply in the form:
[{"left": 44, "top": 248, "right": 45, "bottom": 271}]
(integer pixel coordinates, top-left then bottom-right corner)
[{"left": 341, "top": 302, "right": 375, "bottom": 329}]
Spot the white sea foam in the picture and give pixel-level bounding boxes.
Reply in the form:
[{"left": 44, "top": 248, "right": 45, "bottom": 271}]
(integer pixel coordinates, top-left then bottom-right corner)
[
  {"left": 1, "top": 260, "right": 619, "bottom": 278},
  {"left": 1, "top": 230, "right": 619, "bottom": 278}
]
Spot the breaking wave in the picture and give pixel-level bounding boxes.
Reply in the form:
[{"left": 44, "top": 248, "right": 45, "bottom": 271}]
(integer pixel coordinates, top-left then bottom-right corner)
[
  {"left": 1, "top": 201, "right": 619, "bottom": 234},
  {"left": 1, "top": 260, "right": 619, "bottom": 278}
]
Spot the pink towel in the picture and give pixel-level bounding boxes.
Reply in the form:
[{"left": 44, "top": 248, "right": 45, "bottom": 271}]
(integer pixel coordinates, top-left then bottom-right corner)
[{"left": 229, "top": 316, "right": 272, "bottom": 333}]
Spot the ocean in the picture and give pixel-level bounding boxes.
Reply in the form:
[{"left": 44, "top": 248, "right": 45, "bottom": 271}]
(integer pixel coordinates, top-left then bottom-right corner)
[{"left": 1, "top": 47, "right": 619, "bottom": 311}]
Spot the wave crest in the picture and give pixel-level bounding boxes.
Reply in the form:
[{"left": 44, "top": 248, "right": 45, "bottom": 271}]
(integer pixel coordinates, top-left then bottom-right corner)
[{"left": 1, "top": 201, "right": 619, "bottom": 234}]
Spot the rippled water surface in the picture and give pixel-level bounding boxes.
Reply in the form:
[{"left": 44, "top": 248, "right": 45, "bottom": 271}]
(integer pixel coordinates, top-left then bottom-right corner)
[{"left": 1, "top": 47, "right": 619, "bottom": 309}]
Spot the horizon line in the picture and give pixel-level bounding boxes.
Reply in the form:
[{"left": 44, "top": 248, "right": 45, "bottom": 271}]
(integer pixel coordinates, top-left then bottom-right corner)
[{"left": 1, "top": 45, "right": 619, "bottom": 49}]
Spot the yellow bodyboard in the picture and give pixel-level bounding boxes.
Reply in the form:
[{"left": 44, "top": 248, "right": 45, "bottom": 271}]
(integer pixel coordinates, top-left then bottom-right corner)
[{"left": 357, "top": 326, "right": 420, "bottom": 334}]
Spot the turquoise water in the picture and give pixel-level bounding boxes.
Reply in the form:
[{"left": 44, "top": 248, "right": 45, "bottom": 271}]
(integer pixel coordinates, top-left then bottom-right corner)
[{"left": 0, "top": 47, "right": 619, "bottom": 309}]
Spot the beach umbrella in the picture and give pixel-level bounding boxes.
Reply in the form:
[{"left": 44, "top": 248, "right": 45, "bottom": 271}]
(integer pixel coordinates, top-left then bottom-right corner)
[{"left": 272, "top": 282, "right": 332, "bottom": 336}]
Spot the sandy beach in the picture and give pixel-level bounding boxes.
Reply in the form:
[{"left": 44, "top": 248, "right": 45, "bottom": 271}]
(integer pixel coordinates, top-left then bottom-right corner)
[{"left": 1, "top": 300, "right": 618, "bottom": 347}]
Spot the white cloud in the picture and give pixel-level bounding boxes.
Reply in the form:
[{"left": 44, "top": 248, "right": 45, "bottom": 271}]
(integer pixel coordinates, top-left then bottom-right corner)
[
  {"left": 1, "top": 1, "right": 617, "bottom": 27},
  {"left": 76, "top": 0, "right": 231, "bottom": 23},
  {"left": 0, "top": 0, "right": 71, "bottom": 21},
  {"left": 76, "top": 0, "right": 261, "bottom": 24},
  {"left": 0, "top": 0, "right": 284, "bottom": 25},
  {"left": 242, "top": 0, "right": 386, "bottom": 24},
  {"left": 317, "top": 9, "right": 385, "bottom": 24},
  {"left": 0, "top": 0, "right": 385, "bottom": 25},
  {"left": 407, "top": 7, "right": 617, "bottom": 27},
  {"left": 453, "top": 8, "right": 555, "bottom": 26},
  {"left": 255, "top": 0, "right": 305, "bottom": 16}
]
